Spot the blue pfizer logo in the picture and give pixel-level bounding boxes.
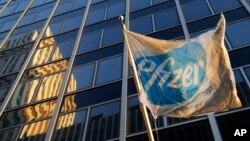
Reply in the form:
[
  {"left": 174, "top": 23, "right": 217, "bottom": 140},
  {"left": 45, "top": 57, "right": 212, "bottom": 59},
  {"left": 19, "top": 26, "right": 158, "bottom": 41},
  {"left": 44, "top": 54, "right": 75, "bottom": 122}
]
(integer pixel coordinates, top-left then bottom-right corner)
[{"left": 136, "top": 42, "right": 207, "bottom": 105}]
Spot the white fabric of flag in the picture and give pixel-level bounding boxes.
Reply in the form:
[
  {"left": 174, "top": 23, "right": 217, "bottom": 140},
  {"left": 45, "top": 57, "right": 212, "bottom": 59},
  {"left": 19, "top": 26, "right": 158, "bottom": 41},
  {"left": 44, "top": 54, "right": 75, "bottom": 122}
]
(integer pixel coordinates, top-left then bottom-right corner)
[{"left": 123, "top": 14, "right": 242, "bottom": 119}]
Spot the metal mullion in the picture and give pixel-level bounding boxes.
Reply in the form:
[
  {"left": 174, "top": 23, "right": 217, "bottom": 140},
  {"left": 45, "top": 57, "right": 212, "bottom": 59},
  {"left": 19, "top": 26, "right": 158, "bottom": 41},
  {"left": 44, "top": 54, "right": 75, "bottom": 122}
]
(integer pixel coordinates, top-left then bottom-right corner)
[
  {"left": 208, "top": 113, "right": 222, "bottom": 141},
  {"left": 0, "top": 0, "right": 12, "bottom": 14},
  {"left": 14, "top": 124, "right": 25, "bottom": 141},
  {"left": 0, "top": 0, "right": 61, "bottom": 117},
  {"left": 0, "top": 0, "right": 33, "bottom": 50},
  {"left": 239, "top": 0, "right": 250, "bottom": 14},
  {"left": 0, "top": 57, "right": 11, "bottom": 75},
  {"left": 174, "top": 0, "right": 190, "bottom": 40},
  {"left": 44, "top": 0, "right": 92, "bottom": 140},
  {"left": 82, "top": 106, "right": 91, "bottom": 141},
  {"left": 119, "top": 0, "right": 130, "bottom": 140}
]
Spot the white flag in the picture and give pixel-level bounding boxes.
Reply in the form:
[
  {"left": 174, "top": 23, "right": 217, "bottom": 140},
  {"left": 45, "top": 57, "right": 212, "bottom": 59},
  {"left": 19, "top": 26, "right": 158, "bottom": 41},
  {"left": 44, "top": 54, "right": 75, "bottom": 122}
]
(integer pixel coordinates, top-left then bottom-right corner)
[{"left": 123, "top": 14, "right": 242, "bottom": 118}]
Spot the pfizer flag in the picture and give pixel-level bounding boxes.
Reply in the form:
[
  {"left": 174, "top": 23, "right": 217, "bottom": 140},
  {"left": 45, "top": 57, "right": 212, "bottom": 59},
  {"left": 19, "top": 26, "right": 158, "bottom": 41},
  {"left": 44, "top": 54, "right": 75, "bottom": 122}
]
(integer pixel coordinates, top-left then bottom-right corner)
[{"left": 124, "top": 14, "right": 242, "bottom": 118}]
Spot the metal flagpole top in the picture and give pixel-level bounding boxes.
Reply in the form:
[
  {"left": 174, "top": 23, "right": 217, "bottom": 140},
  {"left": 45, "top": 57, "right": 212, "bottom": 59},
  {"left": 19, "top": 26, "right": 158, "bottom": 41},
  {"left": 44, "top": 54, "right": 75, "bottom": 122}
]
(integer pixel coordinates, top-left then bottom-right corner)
[{"left": 119, "top": 15, "right": 127, "bottom": 30}]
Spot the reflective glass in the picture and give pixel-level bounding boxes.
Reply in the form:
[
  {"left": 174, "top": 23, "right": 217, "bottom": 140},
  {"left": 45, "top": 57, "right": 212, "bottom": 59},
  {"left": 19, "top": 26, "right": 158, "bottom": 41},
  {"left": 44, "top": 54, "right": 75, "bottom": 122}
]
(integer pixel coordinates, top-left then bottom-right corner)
[
  {"left": 63, "top": 15, "right": 82, "bottom": 32},
  {"left": 0, "top": 19, "right": 16, "bottom": 32},
  {"left": 8, "top": 79, "right": 40, "bottom": 108},
  {"left": 1, "top": 4, "right": 17, "bottom": 17},
  {"left": 29, "top": 45, "right": 54, "bottom": 67},
  {"left": 0, "top": 87, "right": 9, "bottom": 105},
  {"left": 154, "top": 8, "right": 179, "bottom": 31},
  {"left": 86, "top": 8, "right": 105, "bottom": 25},
  {"left": 14, "top": 0, "right": 29, "bottom": 13},
  {"left": 182, "top": 1, "right": 211, "bottom": 21},
  {"left": 130, "top": 16, "right": 153, "bottom": 34},
  {"left": 86, "top": 101, "right": 120, "bottom": 141},
  {"left": 127, "top": 96, "right": 165, "bottom": 135},
  {"left": 17, "top": 119, "right": 51, "bottom": 141},
  {"left": 209, "top": 0, "right": 241, "bottom": 13},
  {"left": 0, "top": 100, "right": 56, "bottom": 129},
  {"left": 72, "top": 0, "right": 87, "bottom": 10},
  {"left": 226, "top": 19, "right": 250, "bottom": 48},
  {"left": 95, "top": 55, "right": 123, "bottom": 85},
  {"left": 36, "top": 8, "right": 52, "bottom": 21},
  {"left": 35, "top": 72, "right": 65, "bottom": 101},
  {"left": 55, "top": 1, "right": 72, "bottom": 15},
  {"left": 18, "top": 13, "right": 37, "bottom": 27},
  {"left": 67, "top": 63, "right": 95, "bottom": 93},
  {"left": 130, "top": 0, "right": 150, "bottom": 11},
  {"left": 53, "top": 109, "right": 87, "bottom": 141},
  {"left": 22, "top": 60, "right": 68, "bottom": 81},
  {"left": 1, "top": 53, "right": 29, "bottom": 75},
  {"left": 234, "top": 70, "right": 250, "bottom": 106},
  {"left": 102, "top": 25, "right": 123, "bottom": 47},
  {"left": 78, "top": 31, "right": 101, "bottom": 53},
  {"left": 51, "top": 38, "right": 76, "bottom": 61},
  {"left": 0, "top": 74, "right": 17, "bottom": 89},
  {"left": 107, "top": 2, "right": 125, "bottom": 19},
  {"left": 0, "top": 58, "right": 8, "bottom": 74},
  {"left": 152, "top": 0, "right": 169, "bottom": 4},
  {"left": 45, "top": 20, "right": 65, "bottom": 37},
  {"left": 0, "top": 127, "right": 20, "bottom": 141}
]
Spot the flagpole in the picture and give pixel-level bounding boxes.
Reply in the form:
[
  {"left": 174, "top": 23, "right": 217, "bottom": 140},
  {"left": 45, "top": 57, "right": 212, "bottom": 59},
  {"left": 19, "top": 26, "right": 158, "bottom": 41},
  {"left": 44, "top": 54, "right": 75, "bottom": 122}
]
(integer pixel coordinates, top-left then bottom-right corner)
[{"left": 119, "top": 16, "right": 155, "bottom": 141}]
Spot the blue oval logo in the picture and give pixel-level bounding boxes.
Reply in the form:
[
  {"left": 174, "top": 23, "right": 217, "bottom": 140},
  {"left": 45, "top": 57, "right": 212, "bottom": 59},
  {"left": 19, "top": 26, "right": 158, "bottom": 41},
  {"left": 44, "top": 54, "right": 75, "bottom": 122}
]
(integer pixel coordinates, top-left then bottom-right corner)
[{"left": 136, "top": 42, "right": 207, "bottom": 105}]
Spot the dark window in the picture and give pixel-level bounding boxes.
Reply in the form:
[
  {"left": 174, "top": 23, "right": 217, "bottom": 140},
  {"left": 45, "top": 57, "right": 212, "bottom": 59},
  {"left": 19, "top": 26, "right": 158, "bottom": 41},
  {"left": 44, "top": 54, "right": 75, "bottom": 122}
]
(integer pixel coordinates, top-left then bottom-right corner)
[
  {"left": 130, "top": 15, "right": 153, "bottom": 34},
  {"left": 226, "top": 19, "right": 250, "bottom": 48},
  {"left": 0, "top": 127, "right": 20, "bottom": 141},
  {"left": 95, "top": 55, "right": 123, "bottom": 85},
  {"left": 130, "top": 0, "right": 150, "bottom": 11},
  {"left": 67, "top": 63, "right": 95, "bottom": 93},
  {"left": 102, "top": 25, "right": 123, "bottom": 47},
  {"left": 78, "top": 31, "right": 101, "bottom": 54},
  {"left": 209, "top": 0, "right": 241, "bottom": 13},
  {"left": 106, "top": 2, "right": 125, "bottom": 19},
  {"left": 182, "top": 1, "right": 211, "bottom": 21}
]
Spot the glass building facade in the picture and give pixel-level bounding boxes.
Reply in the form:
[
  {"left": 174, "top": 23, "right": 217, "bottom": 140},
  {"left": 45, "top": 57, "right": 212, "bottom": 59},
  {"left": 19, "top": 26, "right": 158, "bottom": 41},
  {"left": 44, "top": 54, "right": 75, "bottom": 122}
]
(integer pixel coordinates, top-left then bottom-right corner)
[{"left": 0, "top": 0, "right": 249, "bottom": 141}]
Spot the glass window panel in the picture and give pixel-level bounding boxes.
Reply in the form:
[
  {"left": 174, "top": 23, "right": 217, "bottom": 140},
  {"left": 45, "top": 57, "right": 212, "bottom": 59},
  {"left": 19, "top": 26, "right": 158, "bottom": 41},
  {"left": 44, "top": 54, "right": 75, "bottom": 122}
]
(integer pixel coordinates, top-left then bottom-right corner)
[
  {"left": 22, "top": 60, "right": 68, "bottom": 81},
  {"left": 234, "top": 70, "right": 250, "bottom": 106},
  {"left": 14, "top": 0, "right": 29, "bottom": 13},
  {"left": 0, "top": 19, "right": 16, "bottom": 32},
  {"left": 35, "top": 72, "right": 65, "bottom": 101},
  {"left": 152, "top": 0, "right": 169, "bottom": 4},
  {"left": 1, "top": 4, "right": 17, "bottom": 16},
  {"left": 51, "top": 39, "right": 76, "bottom": 61},
  {"left": 86, "top": 101, "right": 120, "bottom": 141},
  {"left": 53, "top": 110, "right": 87, "bottom": 141},
  {"left": 96, "top": 55, "right": 122, "bottom": 85},
  {"left": 0, "top": 100, "right": 55, "bottom": 129},
  {"left": 127, "top": 96, "right": 165, "bottom": 135},
  {"left": 45, "top": 21, "right": 64, "bottom": 37},
  {"left": 106, "top": 2, "right": 125, "bottom": 19},
  {"left": 86, "top": 8, "right": 105, "bottom": 25},
  {"left": 0, "top": 74, "right": 17, "bottom": 89},
  {"left": 17, "top": 119, "right": 51, "bottom": 141},
  {"left": 216, "top": 109, "right": 250, "bottom": 141},
  {"left": 0, "top": 87, "right": 9, "bottom": 105},
  {"left": 29, "top": 45, "right": 54, "bottom": 67},
  {"left": 182, "top": 1, "right": 211, "bottom": 21},
  {"left": 2, "top": 53, "right": 29, "bottom": 75},
  {"left": 67, "top": 63, "right": 95, "bottom": 93},
  {"left": 130, "top": 16, "right": 153, "bottom": 34},
  {"left": 3, "top": 32, "right": 26, "bottom": 49},
  {"left": 55, "top": 2, "right": 72, "bottom": 15},
  {"left": 18, "top": 13, "right": 37, "bottom": 27},
  {"left": 209, "top": 0, "right": 241, "bottom": 13},
  {"left": 63, "top": 15, "right": 82, "bottom": 32},
  {"left": 102, "top": 25, "right": 123, "bottom": 47},
  {"left": 91, "top": 0, "right": 105, "bottom": 4},
  {"left": 130, "top": 0, "right": 150, "bottom": 11},
  {"left": 0, "top": 127, "right": 20, "bottom": 141},
  {"left": 8, "top": 79, "right": 40, "bottom": 108},
  {"left": 36, "top": 8, "right": 52, "bottom": 21},
  {"left": 154, "top": 8, "right": 179, "bottom": 31},
  {"left": 0, "top": 58, "right": 8, "bottom": 74},
  {"left": 226, "top": 19, "right": 250, "bottom": 48},
  {"left": 78, "top": 31, "right": 101, "bottom": 53},
  {"left": 72, "top": 0, "right": 87, "bottom": 10}
]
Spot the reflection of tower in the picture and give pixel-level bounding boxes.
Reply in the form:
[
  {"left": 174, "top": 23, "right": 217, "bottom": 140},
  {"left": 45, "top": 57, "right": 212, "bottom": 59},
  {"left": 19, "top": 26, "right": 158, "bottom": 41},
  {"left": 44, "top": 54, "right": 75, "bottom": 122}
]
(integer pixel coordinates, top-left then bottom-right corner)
[{"left": 14, "top": 27, "right": 77, "bottom": 139}]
